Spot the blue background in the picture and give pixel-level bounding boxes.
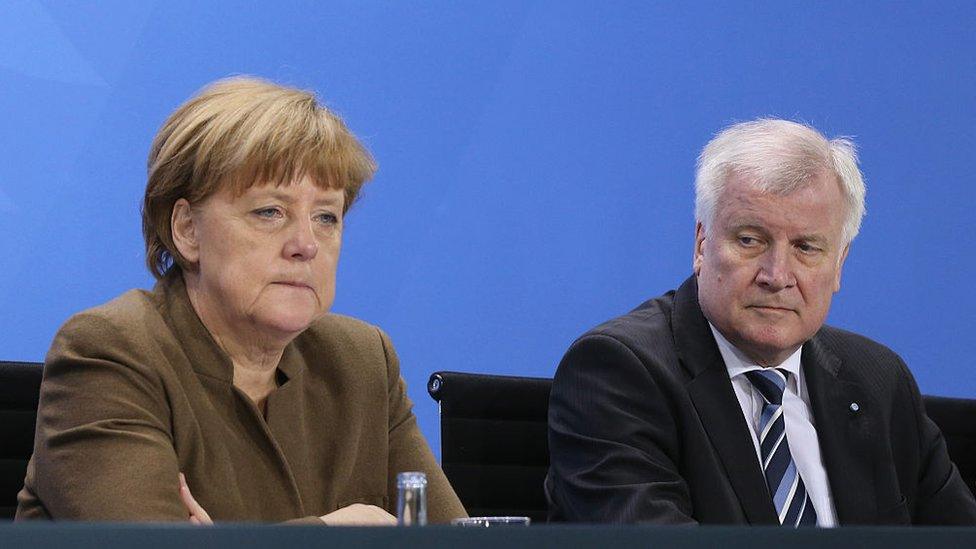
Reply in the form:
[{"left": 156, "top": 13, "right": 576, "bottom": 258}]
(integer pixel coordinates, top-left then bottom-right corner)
[{"left": 2, "top": 1, "right": 974, "bottom": 456}]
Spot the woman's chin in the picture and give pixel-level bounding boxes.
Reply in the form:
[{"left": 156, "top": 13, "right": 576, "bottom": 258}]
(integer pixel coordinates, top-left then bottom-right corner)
[{"left": 255, "top": 311, "right": 320, "bottom": 340}]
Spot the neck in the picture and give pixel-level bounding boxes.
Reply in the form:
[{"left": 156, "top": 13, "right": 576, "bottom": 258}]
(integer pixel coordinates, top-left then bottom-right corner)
[
  {"left": 183, "top": 273, "right": 287, "bottom": 410},
  {"left": 232, "top": 357, "right": 279, "bottom": 413},
  {"left": 707, "top": 321, "right": 799, "bottom": 368}
]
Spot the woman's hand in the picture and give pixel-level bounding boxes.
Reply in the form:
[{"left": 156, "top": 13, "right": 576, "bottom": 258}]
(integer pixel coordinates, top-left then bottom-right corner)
[
  {"left": 319, "top": 503, "right": 397, "bottom": 526},
  {"left": 179, "top": 473, "right": 214, "bottom": 525},
  {"left": 179, "top": 473, "right": 394, "bottom": 526}
]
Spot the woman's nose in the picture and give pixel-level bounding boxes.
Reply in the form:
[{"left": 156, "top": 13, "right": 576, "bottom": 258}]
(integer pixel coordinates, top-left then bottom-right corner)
[{"left": 283, "top": 220, "right": 318, "bottom": 260}]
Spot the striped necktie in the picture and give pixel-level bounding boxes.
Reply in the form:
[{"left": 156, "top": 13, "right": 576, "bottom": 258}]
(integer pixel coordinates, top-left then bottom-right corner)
[{"left": 744, "top": 368, "right": 818, "bottom": 527}]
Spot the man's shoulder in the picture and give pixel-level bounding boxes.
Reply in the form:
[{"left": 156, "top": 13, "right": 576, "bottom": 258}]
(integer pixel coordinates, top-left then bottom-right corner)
[
  {"left": 813, "top": 324, "right": 913, "bottom": 390},
  {"left": 581, "top": 290, "right": 676, "bottom": 345},
  {"left": 816, "top": 324, "right": 904, "bottom": 364},
  {"left": 560, "top": 288, "right": 687, "bottom": 376}
]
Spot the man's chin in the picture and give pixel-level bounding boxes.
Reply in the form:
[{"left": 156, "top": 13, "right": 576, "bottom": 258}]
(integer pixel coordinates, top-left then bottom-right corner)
[{"left": 734, "top": 328, "right": 803, "bottom": 364}]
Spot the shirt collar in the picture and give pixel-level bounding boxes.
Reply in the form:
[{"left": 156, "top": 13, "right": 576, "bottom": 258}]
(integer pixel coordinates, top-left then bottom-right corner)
[{"left": 708, "top": 322, "right": 803, "bottom": 380}]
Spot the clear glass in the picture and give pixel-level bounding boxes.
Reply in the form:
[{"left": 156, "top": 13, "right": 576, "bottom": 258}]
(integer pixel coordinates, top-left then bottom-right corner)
[
  {"left": 451, "top": 516, "right": 532, "bottom": 527},
  {"left": 396, "top": 472, "right": 428, "bottom": 526}
]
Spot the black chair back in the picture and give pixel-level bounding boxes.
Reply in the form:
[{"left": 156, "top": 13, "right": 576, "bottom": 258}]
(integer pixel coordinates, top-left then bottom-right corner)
[
  {"left": 427, "top": 371, "right": 552, "bottom": 523},
  {"left": 923, "top": 395, "right": 976, "bottom": 498},
  {"left": 0, "top": 361, "right": 43, "bottom": 519}
]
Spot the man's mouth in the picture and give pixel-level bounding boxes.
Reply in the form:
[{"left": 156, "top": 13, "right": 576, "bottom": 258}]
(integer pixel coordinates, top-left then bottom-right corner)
[{"left": 748, "top": 305, "right": 794, "bottom": 313}]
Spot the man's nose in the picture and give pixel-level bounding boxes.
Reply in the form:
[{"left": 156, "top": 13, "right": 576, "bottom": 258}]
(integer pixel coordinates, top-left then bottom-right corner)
[
  {"left": 755, "top": 245, "right": 795, "bottom": 291},
  {"left": 283, "top": 219, "right": 319, "bottom": 261}
]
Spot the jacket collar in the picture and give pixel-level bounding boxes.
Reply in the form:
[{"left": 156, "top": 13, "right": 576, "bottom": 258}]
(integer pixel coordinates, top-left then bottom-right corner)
[
  {"left": 671, "top": 275, "right": 877, "bottom": 525},
  {"left": 152, "top": 274, "right": 305, "bottom": 384},
  {"left": 671, "top": 275, "right": 779, "bottom": 524}
]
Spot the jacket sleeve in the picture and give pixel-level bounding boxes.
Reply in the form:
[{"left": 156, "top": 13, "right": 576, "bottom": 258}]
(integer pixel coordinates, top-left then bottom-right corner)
[
  {"left": 903, "top": 362, "right": 976, "bottom": 524},
  {"left": 377, "top": 328, "right": 467, "bottom": 523},
  {"left": 19, "top": 313, "right": 186, "bottom": 520},
  {"left": 546, "top": 333, "right": 697, "bottom": 524}
]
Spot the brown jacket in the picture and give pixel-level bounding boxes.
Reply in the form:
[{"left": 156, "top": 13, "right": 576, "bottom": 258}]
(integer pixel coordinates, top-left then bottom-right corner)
[{"left": 16, "top": 276, "right": 466, "bottom": 522}]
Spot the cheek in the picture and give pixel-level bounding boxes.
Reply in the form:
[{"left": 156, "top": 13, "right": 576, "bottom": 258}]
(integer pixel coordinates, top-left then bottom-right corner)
[
  {"left": 315, "top": 247, "right": 341, "bottom": 287},
  {"left": 209, "top": 245, "right": 272, "bottom": 299},
  {"left": 799, "top": 274, "right": 838, "bottom": 313},
  {"left": 200, "top": 226, "right": 262, "bottom": 268},
  {"left": 704, "top": 252, "right": 738, "bottom": 287}
]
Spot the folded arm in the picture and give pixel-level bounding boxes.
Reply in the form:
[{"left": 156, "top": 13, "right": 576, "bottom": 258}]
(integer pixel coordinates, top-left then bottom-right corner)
[
  {"left": 547, "top": 334, "right": 697, "bottom": 524},
  {"left": 26, "top": 314, "right": 187, "bottom": 520}
]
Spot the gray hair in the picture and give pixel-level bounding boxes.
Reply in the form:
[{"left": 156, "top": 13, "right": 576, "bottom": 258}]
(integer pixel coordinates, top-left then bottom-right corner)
[{"left": 694, "top": 118, "right": 866, "bottom": 244}]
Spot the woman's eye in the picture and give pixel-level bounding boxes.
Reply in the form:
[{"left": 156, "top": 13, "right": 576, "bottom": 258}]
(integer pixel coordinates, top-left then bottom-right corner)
[
  {"left": 253, "top": 207, "right": 282, "bottom": 219},
  {"left": 316, "top": 212, "right": 338, "bottom": 225}
]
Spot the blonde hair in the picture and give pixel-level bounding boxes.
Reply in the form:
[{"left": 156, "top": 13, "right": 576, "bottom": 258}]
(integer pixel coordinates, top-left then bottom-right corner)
[
  {"left": 695, "top": 118, "right": 866, "bottom": 244},
  {"left": 142, "top": 76, "right": 376, "bottom": 279}
]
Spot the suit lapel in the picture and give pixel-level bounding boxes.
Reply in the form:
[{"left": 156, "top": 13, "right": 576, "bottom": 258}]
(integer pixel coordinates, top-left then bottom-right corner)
[
  {"left": 672, "top": 277, "right": 779, "bottom": 525},
  {"left": 803, "top": 335, "right": 878, "bottom": 524}
]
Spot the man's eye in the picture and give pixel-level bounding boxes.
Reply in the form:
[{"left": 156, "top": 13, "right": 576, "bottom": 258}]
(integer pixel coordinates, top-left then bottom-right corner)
[
  {"left": 796, "top": 242, "right": 821, "bottom": 254},
  {"left": 738, "top": 236, "right": 759, "bottom": 246}
]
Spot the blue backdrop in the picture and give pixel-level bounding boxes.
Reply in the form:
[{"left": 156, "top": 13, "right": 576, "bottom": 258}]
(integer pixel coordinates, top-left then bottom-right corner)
[{"left": 2, "top": 1, "right": 974, "bottom": 456}]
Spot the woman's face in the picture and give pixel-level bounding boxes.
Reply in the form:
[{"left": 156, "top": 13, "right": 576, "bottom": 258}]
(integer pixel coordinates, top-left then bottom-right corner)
[{"left": 175, "top": 176, "right": 344, "bottom": 344}]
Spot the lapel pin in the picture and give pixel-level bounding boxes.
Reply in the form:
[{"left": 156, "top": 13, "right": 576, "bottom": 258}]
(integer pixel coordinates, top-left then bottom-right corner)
[{"left": 850, "top": 402, "right": 860, "bottom": 413}]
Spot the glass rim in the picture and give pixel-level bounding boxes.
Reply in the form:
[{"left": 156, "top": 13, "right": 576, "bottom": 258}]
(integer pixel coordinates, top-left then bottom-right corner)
[{"left": 451, "top": 516, "right": 532, "bottom": 526}]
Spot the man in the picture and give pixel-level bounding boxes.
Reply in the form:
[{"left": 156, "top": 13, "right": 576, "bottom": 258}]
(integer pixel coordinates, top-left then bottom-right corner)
[{"left": 545, "top": 119, "right": 976, "bottom": 526}]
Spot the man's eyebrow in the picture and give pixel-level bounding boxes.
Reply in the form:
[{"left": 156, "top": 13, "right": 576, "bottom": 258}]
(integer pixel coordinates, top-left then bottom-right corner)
[
  {"left": 728, "top": 225, "right": 832, "bottom": 246},
  {"left": 793, "top": 233, "right": 829, "bottom": 245},
  {"left": 729, "top": 223, "right": 769, "bottom": 234}
]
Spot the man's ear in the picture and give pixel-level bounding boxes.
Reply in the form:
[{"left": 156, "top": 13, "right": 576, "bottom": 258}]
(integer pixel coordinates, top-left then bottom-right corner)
[
  {"left": 693, "top": 221, "right": 706, "bottom": 276},
  {"left": 833, "top": 242, "right": 851, "bottom": 292},
  {"left": 171, "top": 198, "right": 200, "bottom": 266}
]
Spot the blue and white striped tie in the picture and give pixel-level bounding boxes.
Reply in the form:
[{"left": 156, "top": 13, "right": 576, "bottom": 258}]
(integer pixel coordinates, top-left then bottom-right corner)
[{"left": 744, "top": 368, "right": 818, "bottom": 527}]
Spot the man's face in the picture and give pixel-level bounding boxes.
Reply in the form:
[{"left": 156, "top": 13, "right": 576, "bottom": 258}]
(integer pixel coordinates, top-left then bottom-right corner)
[{"left": 694, "top": 172, "right": 850, "bottom": 366}]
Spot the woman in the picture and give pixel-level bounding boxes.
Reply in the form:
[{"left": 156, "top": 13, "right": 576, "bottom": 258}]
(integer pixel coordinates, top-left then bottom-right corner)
[{"left": 16, "top": 77, "right": 466, "bottom": 524}]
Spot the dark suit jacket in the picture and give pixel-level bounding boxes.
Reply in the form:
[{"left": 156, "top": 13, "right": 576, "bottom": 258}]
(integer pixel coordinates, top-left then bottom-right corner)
[{"left": 546, "top": 276, "right": 976, "bottom": 525}]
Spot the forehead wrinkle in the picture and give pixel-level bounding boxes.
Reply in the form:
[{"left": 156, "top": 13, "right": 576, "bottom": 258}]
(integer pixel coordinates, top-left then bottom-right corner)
[
  {"left": 247, "top": 183, "right": 344, "bottom": 207},
  {"left": 721, "top": 186, "right": 841, "bottom": 239},
  {"left": 728, "top": 222, "right": 770, "bottom": 236}
]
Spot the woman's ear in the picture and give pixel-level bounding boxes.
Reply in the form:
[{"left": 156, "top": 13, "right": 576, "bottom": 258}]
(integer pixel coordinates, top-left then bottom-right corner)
[{"left": 171, "top": 198, "right": 200, "bottom": 265}]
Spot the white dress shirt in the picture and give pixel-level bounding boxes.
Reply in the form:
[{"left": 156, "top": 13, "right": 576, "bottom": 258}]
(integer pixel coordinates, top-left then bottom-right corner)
[{"left": 709, "top": 323, "right": 839, "bottom": 527}]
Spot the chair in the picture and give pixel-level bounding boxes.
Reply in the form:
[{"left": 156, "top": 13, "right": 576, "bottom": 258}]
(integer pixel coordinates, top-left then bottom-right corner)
[
  {"left": 0, "top": 360, "right": 43, "bottom": 519},
  {"left": 923, "top": 395, "right": 976, "bottom": 498},
  {"left": 427, "top": 371, "right": 552, "bottom": 522}
]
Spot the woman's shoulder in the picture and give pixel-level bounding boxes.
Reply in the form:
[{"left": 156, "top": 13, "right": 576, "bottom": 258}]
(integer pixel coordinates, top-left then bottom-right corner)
[
  {"left": 58, "top": 287, "right": 160, "bottom": 331},
  {"left": 51, "top": 288, "right": 170, "bottom": 360},
  {"left": 299, "top": 312, "right": 388, "bottom": 345},
  {"left": 71, "top": 288, "right": 160, "bottom": 322},
  {"left": 292, "top": 314, "right": 394, "bottom": 374}
]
